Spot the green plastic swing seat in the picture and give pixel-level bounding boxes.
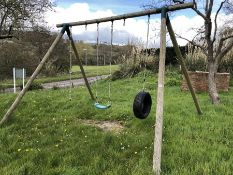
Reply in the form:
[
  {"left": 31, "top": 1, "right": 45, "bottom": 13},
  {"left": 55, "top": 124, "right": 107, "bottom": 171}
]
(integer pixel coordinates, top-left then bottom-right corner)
[{"left": 94, "top": 102, "right": 111, "bottom": 110}]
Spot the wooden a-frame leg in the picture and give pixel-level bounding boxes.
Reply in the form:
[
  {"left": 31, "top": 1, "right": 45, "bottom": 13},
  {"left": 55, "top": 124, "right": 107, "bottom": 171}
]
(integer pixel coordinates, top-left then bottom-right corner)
[
  {"left": 0, "top": 26, "right": 67, "bottom": 126},
  {"left": 166, "top": 16, "right": 202, "bottom": 115},
  {"left": 66, "top": 28, "right": 95, "bottom": 101}
]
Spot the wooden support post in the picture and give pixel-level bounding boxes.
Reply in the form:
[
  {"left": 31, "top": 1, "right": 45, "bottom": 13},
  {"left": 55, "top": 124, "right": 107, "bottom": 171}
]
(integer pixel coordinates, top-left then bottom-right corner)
[
  {"left": 166, "top": 16, "right": 202, "bottom": 115},
  {"left": 153, "top": 8, "right": 167, "bottom": 175},
  {"left": 0, "top": 27, "right": 66, "bottom": 126},
  {"left": 66, "top": 28, "right": 95, "bottom": 101}
]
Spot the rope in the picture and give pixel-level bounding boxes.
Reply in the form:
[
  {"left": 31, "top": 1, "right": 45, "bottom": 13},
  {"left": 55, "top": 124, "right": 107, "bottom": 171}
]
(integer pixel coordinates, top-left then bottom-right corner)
[
  {"left": 69, "top": 26, "right": 73, "bottom": 100},
  {"left": 95, "top": 23, "right": 99, "bottom": 101},
  {"left": 142, "top": 15, "right": 150, "bottom": 90},
  {"left": 109, "top": 21, "right": 114, "bottom": 102},
  {"left": 95, "top": 22, "right": 113, "bottom": 104}
]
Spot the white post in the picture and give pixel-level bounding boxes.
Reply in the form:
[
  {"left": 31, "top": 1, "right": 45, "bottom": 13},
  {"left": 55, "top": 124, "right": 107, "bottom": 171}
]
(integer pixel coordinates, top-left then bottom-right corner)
[
  {"left": 85, "top": 50, "right": 87, "bottom": 66},
  {"left": 13, "top": 67, "right": 16, "bottom": 93},
  {"left": 22, "top": 68, "right": 25, "bottom": 89},
  {"left": 83, "top": 49, "right": 87, "bottom": 66}
]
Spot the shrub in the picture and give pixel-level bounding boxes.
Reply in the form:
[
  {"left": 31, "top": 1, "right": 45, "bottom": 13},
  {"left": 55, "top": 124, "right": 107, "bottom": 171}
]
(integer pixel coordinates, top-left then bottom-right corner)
[
  {"left": 165, "top": 77, "right": 181, "bottom": 86},
  {"left": 219, "top": 56, "right": 233, "bottom": 74},
  {"left": 52, "top": 86, "right": 60, "bottom": 90},
  {"left": 185, "top": 53, "right": 207, "bottom": 72},
  {"left": 165, "top": 67, "right": 182, "bottom": 86},
  {"left": 112, "top": 54, "right": 159, "bottom": 80},
  {"left": 20, "top": 82, "right": 43, "bottom": 91},
  {"left": 0, "top": 84, "right": 5, "bottom": 92}
]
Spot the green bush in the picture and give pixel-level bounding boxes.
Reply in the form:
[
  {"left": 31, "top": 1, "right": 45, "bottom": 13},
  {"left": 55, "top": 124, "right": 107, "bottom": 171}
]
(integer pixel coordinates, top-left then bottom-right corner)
[
  {"left": 165, "top": 77, "right": 181, "bottom": 86},
  {"left": 0, "top": 84, "right": 5, "bottom": 92},
  {"left": 112, "top": 54, "right": 159, "bottom": 80},
  {"left": 52, "top": 86, "right": 60, "bottom": 90},
  {"left": 20, "top": 82, "right": 43, "bottom": 91},
  {"left": 219, "top": 57, "right": 233, "bottom": 74},
  {"left": 165, "top": 67, "right": 182, "bottom": 86},
  {"left": 185, "top": 54, "right": 207, "bottom": 71}
]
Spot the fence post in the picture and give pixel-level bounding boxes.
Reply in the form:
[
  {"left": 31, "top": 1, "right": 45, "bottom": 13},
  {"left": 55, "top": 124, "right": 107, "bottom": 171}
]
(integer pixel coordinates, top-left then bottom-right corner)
[
  {"left": 13, "top": 67, "right": 16, "bottom": 93},
  {"left": 22, "top": 68, "right": 25, "bottom": 89},
  {"left": 0, "top": 26, "right": 66, "bottom": 126}
]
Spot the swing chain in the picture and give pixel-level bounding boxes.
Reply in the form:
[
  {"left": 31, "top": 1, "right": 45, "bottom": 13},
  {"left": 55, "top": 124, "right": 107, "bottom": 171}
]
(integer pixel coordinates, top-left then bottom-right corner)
[
  {"left": 69, "top": 26, "right": 73, "bottom": 100},
  {"left": 95, "top": 21, "right": 113, "bottom": 104},
  {"left": 95, "top": 23, "right": 100, "bottom": 101},
  {"left": 109, "top": 20, "right": 114, "bottom": 102},
  {"left": 142, "top": 15, "right": 150, "bottom": 90},
  {"left": 85, "top": 23, "right": 87, "bottom": 30}
]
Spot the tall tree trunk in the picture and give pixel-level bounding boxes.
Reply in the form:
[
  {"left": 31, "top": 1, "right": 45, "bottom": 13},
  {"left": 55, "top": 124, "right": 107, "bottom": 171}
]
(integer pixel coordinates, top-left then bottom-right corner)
[
  {"left": 208, "top": 60, "right": 220, "bottom": 104},
  {"left": 205, "top": 14, "right": 220, "bottom": 104}
]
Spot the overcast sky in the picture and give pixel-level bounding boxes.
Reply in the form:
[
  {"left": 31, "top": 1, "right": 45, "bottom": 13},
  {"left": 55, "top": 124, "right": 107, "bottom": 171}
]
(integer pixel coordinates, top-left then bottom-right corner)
[{"left": 45, "top": 0, "right": 232, "bottom": 48}]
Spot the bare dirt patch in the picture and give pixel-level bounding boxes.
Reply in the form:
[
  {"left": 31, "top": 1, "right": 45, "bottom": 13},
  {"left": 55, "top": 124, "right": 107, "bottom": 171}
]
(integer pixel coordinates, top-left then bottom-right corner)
[{"left": 78, "top": 119, "right": 124, "bottom": 133}]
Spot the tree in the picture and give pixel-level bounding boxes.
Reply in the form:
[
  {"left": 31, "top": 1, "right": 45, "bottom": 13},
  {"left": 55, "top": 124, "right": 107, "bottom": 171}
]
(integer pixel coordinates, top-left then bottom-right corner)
[
  {"left": 0, "top": 40, "right": 37, "bottom": 79},
  {"left": 74, "top": 41, "right": 95, "bottom": 65},
  {"left": 145, "top": 0, "right": 233, "bottom": 104},
  {"left": 21, "top": 26, "right": 70, "bottom": 76},
  {"left": 0, "top": 0, "right": 53, "bottom": 39},
  {"left": 0, "top": 27, "right": 70, "bottom": 80}
]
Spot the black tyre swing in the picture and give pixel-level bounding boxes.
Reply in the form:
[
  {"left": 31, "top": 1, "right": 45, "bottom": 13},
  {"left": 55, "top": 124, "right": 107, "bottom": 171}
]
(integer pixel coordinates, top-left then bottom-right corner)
[
  {"left": 133, "top": 15, "right": 152, "bottom": 119},
  {"left": 133, "top": 91, "right": 152, "bottom": 119}
]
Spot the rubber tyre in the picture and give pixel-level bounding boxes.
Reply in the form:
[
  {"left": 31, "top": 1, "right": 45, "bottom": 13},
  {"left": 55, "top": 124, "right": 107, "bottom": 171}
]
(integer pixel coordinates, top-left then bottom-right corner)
[{"left": 133, "top": 91, "right": 152, "bottom": 119}]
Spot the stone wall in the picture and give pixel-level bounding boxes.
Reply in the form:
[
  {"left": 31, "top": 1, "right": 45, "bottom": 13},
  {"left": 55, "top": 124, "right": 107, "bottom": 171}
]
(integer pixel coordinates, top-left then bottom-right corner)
[{"left": 181, "top": 71, "right": 230, "bottom": 92}]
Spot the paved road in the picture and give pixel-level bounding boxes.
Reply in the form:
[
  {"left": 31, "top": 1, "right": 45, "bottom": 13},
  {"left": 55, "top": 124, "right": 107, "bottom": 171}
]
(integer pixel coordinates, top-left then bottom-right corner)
[
  {"left": 42, "top": 75, "right": 108, "bottom": 89},
  {"left": 1, "top": 75, "right": 109, "bottom": 93}
]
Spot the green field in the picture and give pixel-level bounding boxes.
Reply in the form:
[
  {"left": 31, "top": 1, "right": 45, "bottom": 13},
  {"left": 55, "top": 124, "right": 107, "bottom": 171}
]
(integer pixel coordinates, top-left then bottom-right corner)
[
  {"left": 0, "top": 72, "right": 233, "bottom": 174},
  {"left": 0, "top": 65, "right": 119, "bottom": 89}
]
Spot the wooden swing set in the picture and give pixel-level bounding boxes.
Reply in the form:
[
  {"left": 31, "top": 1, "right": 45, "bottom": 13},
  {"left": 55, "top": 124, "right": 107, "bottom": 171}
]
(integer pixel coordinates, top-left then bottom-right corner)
[{"left": 1, "top": 2, "right": 202, "bottom": 174}]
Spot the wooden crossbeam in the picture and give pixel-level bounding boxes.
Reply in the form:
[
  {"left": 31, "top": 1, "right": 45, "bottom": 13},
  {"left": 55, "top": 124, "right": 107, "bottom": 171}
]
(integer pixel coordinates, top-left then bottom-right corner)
[{"left": 56, "top": 3, "right": 194, "bottom": 28}]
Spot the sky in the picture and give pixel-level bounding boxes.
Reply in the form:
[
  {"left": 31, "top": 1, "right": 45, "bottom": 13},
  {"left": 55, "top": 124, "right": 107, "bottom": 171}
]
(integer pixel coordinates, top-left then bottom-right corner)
[{"left": 45, "top": 0, "right": 233, "bottom": 47}]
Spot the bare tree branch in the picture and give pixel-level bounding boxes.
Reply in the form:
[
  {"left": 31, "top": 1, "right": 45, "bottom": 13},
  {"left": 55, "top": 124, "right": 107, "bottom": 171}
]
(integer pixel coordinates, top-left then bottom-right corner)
[
  {"left": 222, "top": 34, "right": 233, "bottom": 41},
  {"left": 0, "top": 0, "right": 54, "bottom": 36},
  {"left": 216, "top": 38, "right": 224, "bottom": 57},
  {"left": 205, "top": 0, "right": 209, "bottom": 13},
  {"left": 215, "top": 34, "right": 233, "bottom": 57},
  {"left": 192, "top": 7, "right": 207, "bottom": 20},
  {"left": 0, "top": 10, "right": 8, "bottom": 34},
  {"left": 216, "top": 38, "right": 233, "bottom": 63},
  {"left": 176, "top": 33, "right": 207, "bottom": 55},
  {"left": 0, "top": 35, "right": 13, "bottom": 39},
  {"left": 207, "top": 0, "right": 214, "bottom": 18},
  {"left": 204, "top": 0, "right": 214, "bottom": 44},
  {"left": 192, "top": 0, "right": 207, "bottom": 20},
  {"left": 213, "top": 0, "right": 226, "bottom": 43}
]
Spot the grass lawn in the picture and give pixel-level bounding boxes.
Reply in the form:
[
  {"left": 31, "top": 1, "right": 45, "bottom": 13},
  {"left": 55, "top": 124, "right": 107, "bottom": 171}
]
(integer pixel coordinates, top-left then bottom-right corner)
[
  {"left": 0, "top": 72, "right": 233, "bottom": 174},
  {"left": 0, "top": 65, "right": 119, "bottom": 89}
]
